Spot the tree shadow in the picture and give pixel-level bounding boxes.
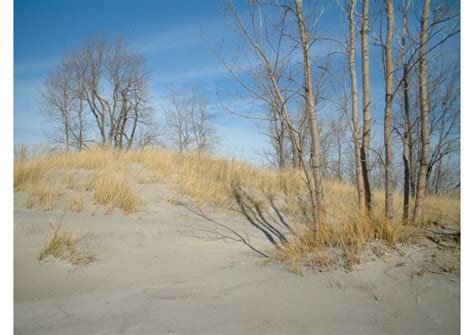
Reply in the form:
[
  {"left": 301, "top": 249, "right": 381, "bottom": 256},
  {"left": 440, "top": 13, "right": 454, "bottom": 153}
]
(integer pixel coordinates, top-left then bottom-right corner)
[
  {"left": 176, "top": 201, "right": 271, "bottom": 258},
  {"left": 175, "top": 185, "right": 296, "bottom": 259},
  {"left": 231, "top": 184, "right": 294, "bottom": 248}
]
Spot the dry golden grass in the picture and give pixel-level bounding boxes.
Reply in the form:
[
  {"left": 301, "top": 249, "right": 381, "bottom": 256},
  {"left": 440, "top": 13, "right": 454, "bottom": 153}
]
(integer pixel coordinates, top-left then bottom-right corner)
[
  {"left": 63, "top": 173, "right": 78, "bottom": 190},
  {"left": 66, "top": 194, "right": 85, "bottom": 213},
  {"left": 38, "top": 223, "right": 95, "bottom": 265},
  {"left": 25, "top": 184, "right": 61, "bottom": 211},
  {"left": 135, "top": 172, "right": 160, "bottom": 185},
  {"left": 15, "top": 149, "right": 140, "bottom": 214},
  {"left": 424, "top": 195, "right": 460, "bottom": 226},
  {"left": 14, "top": 156, "right": 47, "bottom": 191},
  {"left": 126, "top": 149, "right": 292, "bottom": 206},
  {"left": 15, "top": 147, "right": 460, "bottom": 222},
  {"left": 15, "top": 148, "right": 297, "bottom": 209},
  {"left": 15, "top": 147, "right": 459, "bottom": 269},
  {"left": 275, "top": 212, "right": 417, "bottom": 270},
  {"left": 86, "top": 171, "right": 139, "bottom": 214}
]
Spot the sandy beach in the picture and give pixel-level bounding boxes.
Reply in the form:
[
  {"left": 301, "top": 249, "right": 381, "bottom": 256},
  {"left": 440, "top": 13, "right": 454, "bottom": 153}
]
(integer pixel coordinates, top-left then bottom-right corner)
[{"left": 14, "top": 195, "right": 459, "bottom": 335}]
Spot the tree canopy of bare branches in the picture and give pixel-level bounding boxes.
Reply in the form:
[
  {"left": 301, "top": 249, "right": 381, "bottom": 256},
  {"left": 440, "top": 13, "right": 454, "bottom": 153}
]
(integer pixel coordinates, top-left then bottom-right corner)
[
  {"left": 41, "top": 36, "right": 156, "bottom": 151},
  {"left": 164, "top": 88, "right": 219, "bottom": 153}
]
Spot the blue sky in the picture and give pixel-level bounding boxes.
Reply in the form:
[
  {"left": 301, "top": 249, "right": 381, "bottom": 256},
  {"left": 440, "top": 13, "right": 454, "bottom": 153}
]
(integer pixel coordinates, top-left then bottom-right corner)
[
  {"left": 14, "top": 0, "right": 459, "bottom": 165},
  {"left": 14, "top": 0, "right": 268, "bottom": 162}
]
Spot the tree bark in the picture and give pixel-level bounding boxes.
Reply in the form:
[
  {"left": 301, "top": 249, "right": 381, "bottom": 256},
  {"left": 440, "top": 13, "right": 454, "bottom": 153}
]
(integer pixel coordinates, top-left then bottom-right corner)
[
  {"left": 295, "top": 0, "right": 327, "bottom": 228},
  {"left": 360, "top": 0, "right": 372, "bottom": 215},
  {"left": 78, "top": 97, "right": 85, "bottom": 151},
  {"left": 348, "top": 0, "right": 365, "bottom": 211},
  {"left": 384, "top": 0, "right": 395, "bottom": 223},
  {"left": 413, "top": 0, "right": 431, "bottom": 224},
  {"left": 401, "top": 0, "right": 412, "bottom": 222}
]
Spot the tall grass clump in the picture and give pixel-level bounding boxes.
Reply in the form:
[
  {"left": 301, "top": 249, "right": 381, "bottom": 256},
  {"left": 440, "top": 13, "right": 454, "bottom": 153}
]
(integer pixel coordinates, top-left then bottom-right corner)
[
  {"left": 14, "top": 156, "right": 48, "bottom": 191},
  {"left": 38, "top": 223, "right": 95, "bottom": 265},
  {"left": 87, "top": 171, "right": 139, "bottom": 214},
  {"left": 25, "top": 184, "right": 61, "bottom": 211},
  {"left": 276, "top": 214, "right": 417, "bottom": 271},
  {"left": 66, "top": 194, "right": 85, "bottom": 213}
]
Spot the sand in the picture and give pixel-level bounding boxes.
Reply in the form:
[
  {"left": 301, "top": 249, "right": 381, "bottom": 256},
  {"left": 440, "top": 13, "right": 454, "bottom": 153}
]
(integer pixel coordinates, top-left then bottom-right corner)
[{"left": 14, "top": 193, "right": 459, "bottom": 334}]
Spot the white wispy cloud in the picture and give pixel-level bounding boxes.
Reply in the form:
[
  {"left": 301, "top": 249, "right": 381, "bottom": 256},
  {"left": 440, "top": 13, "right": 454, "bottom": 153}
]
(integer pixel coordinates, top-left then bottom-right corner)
[
  {"left": 134, "top": 26, "right": 203, "bottom": 54},
  {"left": 152, "top": 65, "right": 228, "bottom": 85},
  {"left": 15, "top": 58, "right": 59, "bottom": 75}
]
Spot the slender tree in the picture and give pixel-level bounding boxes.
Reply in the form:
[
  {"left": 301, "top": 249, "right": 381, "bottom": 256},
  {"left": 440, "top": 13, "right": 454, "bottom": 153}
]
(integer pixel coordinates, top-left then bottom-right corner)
[
  {"left": 347, "top": 0, "right": 365, "bottom": 211},
  {"left": 383, "top": 0, "right": 395, "bottom": 222},
  {"left": 360, "top": 0, "right": 372, "bottom": 215},
  {"left": 413, "top": 0, "right": 431, "bottom": 224},
  {"left": 165, "top": 88, "right": 218, "bottom": 153},
  {"left": 295, "top": 0, "right": 327, "bottom": 227},
  {"left": 41, "top": 58, "right": 79, "bottom": 151},
  {"left": 401, "top": 0, "right": 412, "bottom": 222}
]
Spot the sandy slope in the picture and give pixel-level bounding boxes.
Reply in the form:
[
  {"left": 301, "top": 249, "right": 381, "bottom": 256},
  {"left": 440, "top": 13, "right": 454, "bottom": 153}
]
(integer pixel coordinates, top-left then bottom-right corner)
[{"left": 14, "top": 197, "right": 459, "bottom": 335}]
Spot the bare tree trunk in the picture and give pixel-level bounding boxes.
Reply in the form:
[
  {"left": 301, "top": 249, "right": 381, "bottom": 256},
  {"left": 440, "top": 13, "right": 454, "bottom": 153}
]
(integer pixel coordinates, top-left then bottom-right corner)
[
  {"left": 413, "top": 0, "right": 431, "bottom": 224},
  {"left": 401, "top": 0, "right": 412, "bottom": 222},
  {"left": 64, "top": 123, "right": 70, "bottom": 152},
  {"left": 127, "top": 108, "right": 139, "bottom": 151},
  {"left": 78, "top": 98, "right": 85, "bottom": 151},
  {"left": 348, "top": 0, "right": 365, "bottom": 211},
  {"left": 277, "top": 117, "right": 286, "bottom": 169},
  {"left": 118, "top": 90, "right": 130, "bottom": 150},
  {"left": 410, "top": 91, "right": 418, "bottom": 198},
  {"left": 383, "top": 0, "right": 395, "bottom": 222},
  {"left": 360, "top": 0, "right": 372, "bottom": 215},
  {"left": 433, "top": 158, "right": 443, "bottom": 194},
  {"left": 295, "top": 0, "right": 327, "bottom": 228}
]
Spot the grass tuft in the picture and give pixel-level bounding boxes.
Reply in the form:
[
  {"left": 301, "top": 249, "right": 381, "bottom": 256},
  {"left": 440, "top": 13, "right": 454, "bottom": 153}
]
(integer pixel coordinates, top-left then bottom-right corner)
[
  {"left": 88, "top": 172, "right": 140, "bottom": 214},
  {"left": 38, "top": 223, "right": 95, "bottom": 266},
  {"left": 276, "top": 215, "right": 418, "bottom": 271},
  {"left": 25, "top": 184, "right": 61, "bottom": 211},
  {"left": 66, "top": 194, "right": 85, "bottom": 213}
]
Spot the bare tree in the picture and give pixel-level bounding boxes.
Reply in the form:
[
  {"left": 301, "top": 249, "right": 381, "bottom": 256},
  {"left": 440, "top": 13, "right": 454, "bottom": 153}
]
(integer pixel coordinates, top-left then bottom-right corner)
[
  {"left": 400, "top": 0, "right": 413, "bottom": 222},
  {"left": 347, "top": 0, "right": 365, "bottom": 211},
  {"left": 165, "top": 88, "right": 218, "bottom": 153},
  {"left": 258, "top": 102, "right": 292, "bottom": 169},
  {"left": 391, "top": 0, "right": 459, "bottom": 221},
  {"left": 41, "top": 58, "right": 82, "bottom": 151},
  {"left": 426, "top": 63, "right": 460, "bottom": 194},
  {"left": 383, "top": 0, "right": 395, "bottom": 222},
  {"left": 327, "top": 112, "right": 349, "bottom": 181},
  {"left": 42, "top": 36, "right": 155, "bottom": 151},
  {"left": 190, "top": 92, "right": 219, "bottom": 152},
  {"left": 295, "top": 0, "right": 327, "bottom": 226},
  {"left": 213, "top": 0, "right": 329, "bottom": 228},
  {"left": 413, "top": 0, "right": 431, "bottom": 224},
  {"left": 360, "top": 0, "right": 372, "bottom": 215}
]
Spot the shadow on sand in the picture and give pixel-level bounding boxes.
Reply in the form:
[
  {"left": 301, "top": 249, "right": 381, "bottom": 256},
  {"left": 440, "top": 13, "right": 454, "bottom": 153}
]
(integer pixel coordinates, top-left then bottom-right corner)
[{"left": 177, "top": 184, "right": 295, "bottom": 258}]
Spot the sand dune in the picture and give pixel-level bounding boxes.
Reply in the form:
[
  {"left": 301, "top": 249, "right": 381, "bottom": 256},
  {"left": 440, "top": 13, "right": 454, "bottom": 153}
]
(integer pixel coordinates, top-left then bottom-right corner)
[{"left": 14, "top": 195, "right": 459, "bottom": 335}]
